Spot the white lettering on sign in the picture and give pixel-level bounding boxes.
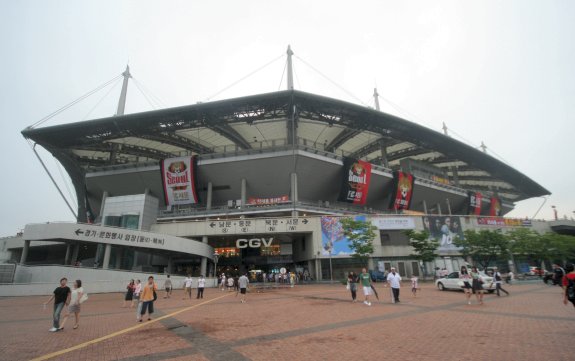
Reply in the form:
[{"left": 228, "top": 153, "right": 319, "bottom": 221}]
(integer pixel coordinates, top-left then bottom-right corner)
[{"left": 236, "top": 238, "right": 273, "bottom": 248}]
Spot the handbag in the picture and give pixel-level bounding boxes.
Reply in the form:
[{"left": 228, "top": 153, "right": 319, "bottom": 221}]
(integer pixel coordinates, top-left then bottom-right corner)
[
  {"left": 457, "top": 280, "right": 465, "bottom": 287},
  {"left": 153, "top": 289, "right": 158, "bottom": 301},
  {"left": 79, "top": 292, "right": 89, "bottom": 304},
  {"left": 346, "top": 283, "right": 350, "bottom": 290}
]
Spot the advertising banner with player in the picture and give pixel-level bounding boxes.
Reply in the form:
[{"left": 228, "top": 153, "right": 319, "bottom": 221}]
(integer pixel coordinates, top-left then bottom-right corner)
[
  {"left": 338, "top": 158, "right": 372, "bottom": 205},
  {"left": 160, "top": 156, "right": 199, "bottom": 206},
  {"left": 489, "top": 197, "right": 502, "bottom": 216},
  {"left": 422, "top": 216, "right": 464, "bottom": 254},
  {"left": 467, "top": 191, "right": 483, "bottom": 216},
  {"left": 389, "top": 171, "right": 415, "bottom": 210}
]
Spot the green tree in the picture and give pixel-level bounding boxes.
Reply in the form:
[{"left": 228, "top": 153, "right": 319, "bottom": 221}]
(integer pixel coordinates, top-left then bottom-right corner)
[
  {"left": 508, "top": 228, "right": 548, "bottom": 268},
  {"left": 340, "top": 217, "right": 376, "bottom": 266},
  {"left": 454, "top": 229, "right": 510, "bottom": 270},
  {"left": 405, "top": 230, "right": 438, "bottom": 279}
]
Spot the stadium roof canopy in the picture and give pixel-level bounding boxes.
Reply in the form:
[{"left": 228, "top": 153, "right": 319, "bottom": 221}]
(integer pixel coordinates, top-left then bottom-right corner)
[{"left": 22, "top": 89, "right": 549, "bottom": 206}]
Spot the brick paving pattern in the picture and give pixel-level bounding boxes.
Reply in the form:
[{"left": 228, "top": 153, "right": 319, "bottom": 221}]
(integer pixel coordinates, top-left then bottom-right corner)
[{"left": 0, "top": 282, "right": 573, "bottom": 360}]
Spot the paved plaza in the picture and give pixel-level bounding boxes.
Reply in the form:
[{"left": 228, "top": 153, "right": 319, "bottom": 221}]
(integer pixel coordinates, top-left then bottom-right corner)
[{"left": 0, "top": 281, "right": 573, "bottom": 361}]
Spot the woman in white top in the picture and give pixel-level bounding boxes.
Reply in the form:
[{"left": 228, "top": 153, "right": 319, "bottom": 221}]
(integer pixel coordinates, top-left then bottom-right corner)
[
  {"left": 459, "top": 266, "right": 473, "bottom": 305},
  {"left": 60, "top": 280, "right": 85, "bottom": 329}
]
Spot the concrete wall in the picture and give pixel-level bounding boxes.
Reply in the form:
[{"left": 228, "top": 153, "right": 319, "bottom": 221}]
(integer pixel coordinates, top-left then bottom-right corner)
[{"left": 0, "top": 264, "right": 216, "bottom": 297}]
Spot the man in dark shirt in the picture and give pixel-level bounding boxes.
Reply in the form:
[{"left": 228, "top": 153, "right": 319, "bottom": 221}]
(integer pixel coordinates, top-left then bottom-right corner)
[
  {"left": 44, "top": 278, "right": 71, "bottom": 332},
  {"left": 553, "top": 264, "right": 565, "bottom": 286}
]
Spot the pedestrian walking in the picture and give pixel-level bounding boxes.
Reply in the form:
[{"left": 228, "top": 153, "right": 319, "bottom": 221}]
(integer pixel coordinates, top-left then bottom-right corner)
[
  {"left": 459, "top": 266, "right": 473, "bottom": 304},
  {"left": 43, "top": 277, "right": 71, "bottom": 332},
  {"left": 123, "top": 280, "right": 135, "bottom": 308},
  {"left": 347, "top": 272, "right": 358, "bottom": 302},
  {"left": 411, "top": 275, "right": 419, "bottom": 297},
  {"left": 182, "top": 275, "right": 193, "bottom": 300},
  {"left": 163, "top": 275, "right": 173, "bottom": 299},
  {"left": 60, "top": 280, "right": 86, "bottom": 330},
  {"left": 506, "top": 271, "right": 514, "bottom": 284},
  {"left": 238, "top": 273, "right": 249, "bottom": 303},
  {"left": 492, "top": 267, "right": 509, "bottom": 296},
  {"left": 220, "top": 273, "right": 227, "bottom": 291},
  {"left": 387, "top": 267, "right": 402, "bottom": 303},
  {"left": 470, "top": 266, "right": 484, "bottom": 305},
  {"left": 197, "top": 275, "right": 206, "bottom": 299},
  {"left": 562, "top": 263, "right": 575, "bottom": 308},
  {"left": 138, "top": 276, "right": 157, "bottom": 322},
  {"left": 134, "top": 280, "right": 142, "bottom": 317},
  {"left": 358, "top": 268, "right": 372, "bottom": 306}
]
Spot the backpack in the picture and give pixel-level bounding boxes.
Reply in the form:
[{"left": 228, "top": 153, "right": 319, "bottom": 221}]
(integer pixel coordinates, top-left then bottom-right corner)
[{"left": 567, "top": 277, "right": 575, "bottom": 302}]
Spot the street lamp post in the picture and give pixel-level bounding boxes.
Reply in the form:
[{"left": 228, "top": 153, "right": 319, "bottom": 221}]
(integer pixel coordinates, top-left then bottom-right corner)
[
  {"left": 213, "top": 253, "right": 219, "bottom": 287},
  {"left": 329, "top": 249, "right": 333, "bottom": 282}
]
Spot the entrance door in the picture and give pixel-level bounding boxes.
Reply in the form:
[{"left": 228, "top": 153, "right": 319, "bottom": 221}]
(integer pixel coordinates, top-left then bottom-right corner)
[
  {"left": 411, "top": 261, "right": 420, "bottom": 277},
  {"left": 398, "top": 262, "right": 406, "bottom": 277}
]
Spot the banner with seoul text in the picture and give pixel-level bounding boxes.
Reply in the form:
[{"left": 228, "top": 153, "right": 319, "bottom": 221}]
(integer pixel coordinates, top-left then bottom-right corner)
[
  {"left": 337, "top": 158, "right": 372, "bottom": 205},
  {"left": 467, "top": 191, "right": 483, "bottom": 216},
  {"left": 389, "top": 171, "right": 415, "bottom": 211},
  {"left": 160, "top": 156, "right": 199, "bottom": 206}
]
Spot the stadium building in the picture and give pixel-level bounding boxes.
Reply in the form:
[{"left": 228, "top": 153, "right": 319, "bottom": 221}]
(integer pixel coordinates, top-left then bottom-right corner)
[{"left": 1, "top": 47, "right": 563, "bottom": 292}]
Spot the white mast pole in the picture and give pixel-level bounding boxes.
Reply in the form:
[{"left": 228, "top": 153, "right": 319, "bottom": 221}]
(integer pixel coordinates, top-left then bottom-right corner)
[
  {"left": 116, "top": 65, "right": 131, "bottom": 116},
  {"left": 287, "top": 45, "right": 294, "bottom": 90},
  {"left": 373, "top": 88, "right": 381, "bottom": 111}
]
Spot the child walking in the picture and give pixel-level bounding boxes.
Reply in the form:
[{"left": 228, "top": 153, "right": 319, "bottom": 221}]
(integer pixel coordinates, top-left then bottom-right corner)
[{"left": 411, "top": 275, "right": 419, "bottom": 297}]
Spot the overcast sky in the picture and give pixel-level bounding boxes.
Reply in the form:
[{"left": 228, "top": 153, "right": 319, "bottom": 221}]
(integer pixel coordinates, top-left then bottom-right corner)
[{"left": 1, "top": 1, "right": 573, "bottom": 236}]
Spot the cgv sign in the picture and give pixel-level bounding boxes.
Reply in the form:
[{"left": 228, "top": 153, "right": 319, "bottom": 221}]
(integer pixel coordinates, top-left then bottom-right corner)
[{"left": 236, "top": 238, "right": 274, "bottom": 248}]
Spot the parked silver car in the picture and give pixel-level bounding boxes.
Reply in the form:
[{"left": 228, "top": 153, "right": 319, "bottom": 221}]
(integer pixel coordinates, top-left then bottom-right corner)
[{"left": 435, "top": 271, "right": 495, "bottom": 293}]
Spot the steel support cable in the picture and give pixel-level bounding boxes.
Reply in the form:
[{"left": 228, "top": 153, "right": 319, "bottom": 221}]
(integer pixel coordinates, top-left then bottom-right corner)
[
  {"left": 132, "top": 78, "right": 158, "bottom": 110},
  {"left": 26, "top": 140, "right": 78, "bottom": 219},
  {"left": 29, "top": 74, "right": 123, "bottom": 129},
  {"left": 204, "top": 53, "right": 285, "bottom": 102},
  {"left": 293, "top": 55, "right": 368, "bottom": 107},
  {"left": 132, "top": 77, "right": 166, "bottom": 108},
  {"left": 278, "top": 59, "right": 287, "bottom": 91},
  {"left": 82, "top": 78, "right": 122, "bottom": 120},
  {"left": 54, "top": 157, "right": 77, "bottom": 206}
]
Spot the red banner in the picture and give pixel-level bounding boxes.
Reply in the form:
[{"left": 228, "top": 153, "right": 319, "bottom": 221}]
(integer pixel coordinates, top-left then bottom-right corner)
[
  {"left": 389, "top": 171, "right": 415, "bottom": 210},
  {"left": 160, "top": 156, "right": 199, "bottom": 206},
  {"left": 247, "top": 195, "right": 290, "bottom": 205},
  {"left": 489, "top": 197, "right": 502, "bottom": 216},
  {"left": 338, "top": 159, "right": 372, "bottom": 205},
  {"left": 468, "top": 192, "right": 482, "bottom": 216}
]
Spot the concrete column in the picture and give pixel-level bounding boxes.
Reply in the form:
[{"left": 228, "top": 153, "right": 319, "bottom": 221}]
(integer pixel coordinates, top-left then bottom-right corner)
[
  {"left": 379, "top": 139, "right": 389, "bottom": 168},
  {"left": 315, "top": 258, "right": 322, "bottom": 281},
  {"left": 102, "top": 244, "right": 112, "bottom": 269},
  {"left": 64, "top": 243, "right": 72, "bottom": 265},
  {"left": 206, "top": 182, "right": 213, "bottom": 210},
  {"left": 437, "top": 203, "right": 442, "bottom": 215},
  {"left": 100, "top": 191, "right": 109, "bottom": 219},
  {"left": 450, "top": 166, "right": 460, "bottom": 187},
  {"left": 240, "top": 178, "right": 247, "bottom": 209},
  {"left": 71, "top": 244, "right": 80, "bottom": 265},
  {"left": 291, "top": 172, "right": 299, "bottom": 217},
  {"left": 20, "top": 240, "right": 30, "bottom": 264},
  {"left": 446, "top": 198, "right": 452, "bottom": 215},
  {"left": 115, "top": 248, "right": 123, "bottom": 269},
  {"left": 422, "top": 200, "right": 428, "bottom": 214},
  {"left": 200, "top": 236, "right": 208, "bottom": 276}
]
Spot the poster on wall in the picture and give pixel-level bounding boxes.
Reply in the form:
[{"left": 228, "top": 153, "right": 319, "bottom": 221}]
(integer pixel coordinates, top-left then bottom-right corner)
[
  {"left": 160, "top": 156, "right": 199, "bottom": 206},
  {"left": 389, "top": 171, "right": 415, "bottom": 210},
  {"left": 467, "top": 191, "right": 483, "bottom": 216},
  {"left": 321, "top": 216, "right": 366, "bottom": 256},
  {"left": 489, "top": 197, "right": 502, "bottom": 216},
  {"left": 338, "top": 158, "right": 372, "bottom": 205},
  {"left": 422, "top": 216, "right": 464, "bottom": 254}
]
